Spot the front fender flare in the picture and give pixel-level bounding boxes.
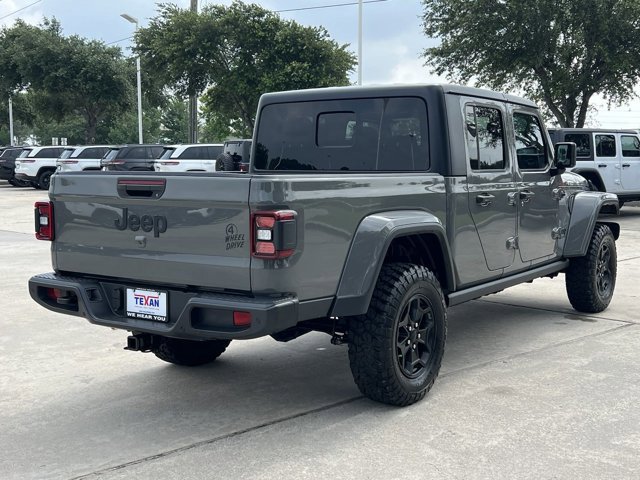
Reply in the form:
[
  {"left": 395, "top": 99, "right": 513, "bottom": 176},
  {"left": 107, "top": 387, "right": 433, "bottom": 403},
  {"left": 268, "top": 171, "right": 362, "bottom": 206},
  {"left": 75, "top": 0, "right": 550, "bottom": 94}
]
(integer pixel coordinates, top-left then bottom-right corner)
[
  {"left": 331, "top": 210, "right": 455, "bottom": 317},
  {"left": 564, "top": 191, "right": 619, "bottom": 257}
]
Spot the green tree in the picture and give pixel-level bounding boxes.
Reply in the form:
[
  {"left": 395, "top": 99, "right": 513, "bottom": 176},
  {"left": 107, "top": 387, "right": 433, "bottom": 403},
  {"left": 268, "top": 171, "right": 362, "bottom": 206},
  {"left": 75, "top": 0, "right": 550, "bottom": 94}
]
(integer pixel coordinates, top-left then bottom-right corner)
[
  {"left": 160, "top": 96, "right": 189, "bottom": 143},
  {"left": 422, "top": 0, "right": 640, "bottom": 127},
  {"left": 135, "top": 1, "right": 356, "bottom": 137},
  {"left": 0, "top": 19, "right": 136, "bottom": 143}
]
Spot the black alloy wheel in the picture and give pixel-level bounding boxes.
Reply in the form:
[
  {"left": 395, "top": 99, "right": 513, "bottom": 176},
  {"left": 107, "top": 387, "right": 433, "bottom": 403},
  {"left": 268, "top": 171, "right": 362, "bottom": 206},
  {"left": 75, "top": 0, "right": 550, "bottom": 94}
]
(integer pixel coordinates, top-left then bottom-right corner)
[{"left": 396, "top": 294, "right": 436, "bottom": 379}]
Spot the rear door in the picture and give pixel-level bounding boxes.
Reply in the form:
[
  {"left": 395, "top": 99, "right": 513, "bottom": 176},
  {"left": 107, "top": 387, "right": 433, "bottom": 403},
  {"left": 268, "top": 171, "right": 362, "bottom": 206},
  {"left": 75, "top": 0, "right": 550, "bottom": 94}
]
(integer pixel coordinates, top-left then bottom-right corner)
[
  {"left": 593, "top": 132, "right": 622, "bottom": 193},
  {"left": 464, "top": 102, "right": 516, "bottom": 271},
  {"left": 620, "top": 133, "right": 640, "bottom": 192},
  {"left": 52, "top": 174, "right": 252, "bottom": 291}
]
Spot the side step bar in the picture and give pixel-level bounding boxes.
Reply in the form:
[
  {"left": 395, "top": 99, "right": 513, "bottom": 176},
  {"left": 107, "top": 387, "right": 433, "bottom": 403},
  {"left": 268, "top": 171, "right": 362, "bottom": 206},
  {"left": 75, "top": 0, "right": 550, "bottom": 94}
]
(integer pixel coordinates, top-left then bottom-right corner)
[{"left": 447, "top": 260, "right": 569, "bottom": 307}]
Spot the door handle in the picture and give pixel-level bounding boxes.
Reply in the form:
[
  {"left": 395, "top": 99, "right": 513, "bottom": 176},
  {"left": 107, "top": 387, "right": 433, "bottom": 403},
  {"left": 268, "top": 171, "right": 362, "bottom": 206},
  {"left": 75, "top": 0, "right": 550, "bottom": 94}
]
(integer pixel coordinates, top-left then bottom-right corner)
[
  {"left": 598, "top": 164, "right": 607, "bottom": 168},
  {"left": 475, "top": 193, "right": 495, "bottom": 207},
  {"left": 519, "top": 190, "right": 535, "bottom": 203},
  {"left": 623, "top": 163, "right": 631, "bottom": 167}
]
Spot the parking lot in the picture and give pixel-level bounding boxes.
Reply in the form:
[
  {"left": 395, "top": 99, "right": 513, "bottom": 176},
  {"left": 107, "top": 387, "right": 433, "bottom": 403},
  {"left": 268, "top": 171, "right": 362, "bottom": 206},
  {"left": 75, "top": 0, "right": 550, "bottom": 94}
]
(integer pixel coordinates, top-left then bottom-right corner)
[{"left": 1, "top": 182, "right": 639, "bottom": 480}]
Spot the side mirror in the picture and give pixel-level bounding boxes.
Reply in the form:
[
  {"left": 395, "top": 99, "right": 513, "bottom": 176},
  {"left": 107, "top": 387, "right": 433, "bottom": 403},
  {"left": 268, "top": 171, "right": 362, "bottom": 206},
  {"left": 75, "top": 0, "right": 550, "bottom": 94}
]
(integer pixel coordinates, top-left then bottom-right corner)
[{"left": 554, "top": 142, "right": 576, "bottom": 169}]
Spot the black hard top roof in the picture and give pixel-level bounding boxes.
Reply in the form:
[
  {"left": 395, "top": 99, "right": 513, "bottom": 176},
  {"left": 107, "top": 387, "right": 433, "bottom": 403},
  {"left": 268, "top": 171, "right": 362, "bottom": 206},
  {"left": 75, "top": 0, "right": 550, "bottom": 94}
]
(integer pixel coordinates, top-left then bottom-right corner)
[{"left": 259, "top": 84, "right": 537, "bottom": 109}]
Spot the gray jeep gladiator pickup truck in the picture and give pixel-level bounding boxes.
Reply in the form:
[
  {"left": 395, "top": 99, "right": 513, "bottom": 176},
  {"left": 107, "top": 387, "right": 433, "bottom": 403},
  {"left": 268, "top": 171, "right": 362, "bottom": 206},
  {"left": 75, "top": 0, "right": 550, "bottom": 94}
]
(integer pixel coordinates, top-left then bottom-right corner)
[{"left": 29, "top": 85, "right": 619, "bottom": 406}]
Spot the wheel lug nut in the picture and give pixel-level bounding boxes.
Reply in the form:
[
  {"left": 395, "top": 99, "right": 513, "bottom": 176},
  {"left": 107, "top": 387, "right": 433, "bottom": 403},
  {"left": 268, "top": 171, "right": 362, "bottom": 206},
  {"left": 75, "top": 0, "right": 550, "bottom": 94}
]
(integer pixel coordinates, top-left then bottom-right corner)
[
  {"left": 407, "top": 340, "right": 411, "bottom": 345},
  {"left": 412, "top": 344, "right": 416, "bottom": 349},
  {"left": 417, "top": 334, "right": 421, "bottom": 338}
]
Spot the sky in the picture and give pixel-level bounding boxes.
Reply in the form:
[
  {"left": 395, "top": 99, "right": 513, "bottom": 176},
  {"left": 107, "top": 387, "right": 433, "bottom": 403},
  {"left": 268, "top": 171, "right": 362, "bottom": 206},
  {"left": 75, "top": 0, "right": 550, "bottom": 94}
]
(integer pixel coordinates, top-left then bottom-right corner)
[{"left": 1, "top": 0, "right": 639, "bottom": 128}]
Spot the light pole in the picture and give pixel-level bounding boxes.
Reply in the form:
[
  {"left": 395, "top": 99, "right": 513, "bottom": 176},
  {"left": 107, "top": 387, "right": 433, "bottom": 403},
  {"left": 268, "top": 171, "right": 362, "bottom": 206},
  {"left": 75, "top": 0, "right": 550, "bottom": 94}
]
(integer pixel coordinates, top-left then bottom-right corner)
[
  {"left": 358, "top": 0, "right": 363, "bottom": 86},
  {"left": 121, "top": 13, "right": 143, "bottom": 144},
  {"left": 8, "top": 97, "right": 14, "bottom": 146}
]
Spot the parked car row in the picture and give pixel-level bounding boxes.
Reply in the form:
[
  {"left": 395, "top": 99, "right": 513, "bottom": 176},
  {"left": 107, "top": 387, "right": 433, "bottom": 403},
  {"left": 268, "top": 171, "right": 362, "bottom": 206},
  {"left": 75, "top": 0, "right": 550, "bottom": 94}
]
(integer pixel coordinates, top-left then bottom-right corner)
[{"left": 0, "top": 140, "right": 252, "bottom": 189}]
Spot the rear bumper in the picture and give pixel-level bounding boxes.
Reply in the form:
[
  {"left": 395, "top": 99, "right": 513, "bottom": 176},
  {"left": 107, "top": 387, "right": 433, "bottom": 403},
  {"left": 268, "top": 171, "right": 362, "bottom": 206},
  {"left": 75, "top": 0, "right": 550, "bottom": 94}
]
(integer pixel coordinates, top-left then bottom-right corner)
[
  {"left": 29, "top": 272, "right": 301, "bottom": 341},
  {"left": 15, "top": 172, "right": 37, "bottom": 182}
]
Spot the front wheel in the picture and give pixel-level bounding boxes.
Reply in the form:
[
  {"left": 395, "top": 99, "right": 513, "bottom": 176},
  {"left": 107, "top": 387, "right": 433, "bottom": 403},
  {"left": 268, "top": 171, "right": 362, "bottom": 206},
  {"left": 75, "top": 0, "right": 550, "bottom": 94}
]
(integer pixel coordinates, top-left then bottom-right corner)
[
  {"left": 152, "top": 337, "right": 231, "bottom": 366},
  {"left": 566, "top": 224, "right": 617, "bottom": 313},
  {"left": 348, "top": 263, "right": 447, "bottom": 406}
]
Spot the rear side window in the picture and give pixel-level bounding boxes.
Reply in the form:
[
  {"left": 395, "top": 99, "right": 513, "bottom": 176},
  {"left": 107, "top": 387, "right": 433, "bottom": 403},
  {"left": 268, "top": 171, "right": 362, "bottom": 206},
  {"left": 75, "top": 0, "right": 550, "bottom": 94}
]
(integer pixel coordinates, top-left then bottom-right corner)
[
  {"left": 513, "top": 113, "right": 548, "bottom": 170},
  {"left": 208, "top": 145, "right": 223, "bottom": 158},
  {"left": 160, "top": 148, "right": 175, "bottom": 160},
  {"left": 254, "top": 97, "right": 429, "bottom": 171},
  {"left": 595, "top": 135, "right": 616, "bottom": 157},
  {"left": 464, "top": 105, "right": 505, "bottom": 171},
  {"left": 78, "top": 147, "right": 109, "bottom": 159},
  {"left": 59, "top": 149, "right": 74, "bottom": 159},
  {"left": 124, "top": 147, "right": 146, "bottom": 159},
  {"left": 35, "top": 148, "right": 65, "bottom": 158},
  {"left": 150, "top": 146, "right": 164, "bottom": 158},
  {"left": 621, "top": 135, "right": 640, "bottom": 157},
  {"left": 179, "top": 146, "right": 206, "bottom": 160},
  {"left": 564, "top": 133, "right": 591, "bottom": 158},
  {"left": 19, "top": 149, "right": 32, "bottom": 158}
]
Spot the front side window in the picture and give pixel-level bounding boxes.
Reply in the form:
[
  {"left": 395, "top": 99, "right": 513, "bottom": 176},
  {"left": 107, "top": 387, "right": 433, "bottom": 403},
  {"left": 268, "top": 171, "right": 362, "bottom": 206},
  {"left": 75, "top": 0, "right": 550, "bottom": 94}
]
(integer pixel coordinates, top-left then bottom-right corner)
[
  {"left": 254, "top": 97, "right": 429, "bottom": 171},
  {"left": 564, "top": 133, "right": 591, "bottom": 158},
  {"left": 595, "top": 135, "right": 616, "bottom": 157},
  {"left": 513, "top": 112, "right": 548, "bottom": 170},
  {"left": 464, "top": 105, "right": 505, "bottom": 170},
  {"left": 621, "top": 135, "right": 640, "bottom": 157}
]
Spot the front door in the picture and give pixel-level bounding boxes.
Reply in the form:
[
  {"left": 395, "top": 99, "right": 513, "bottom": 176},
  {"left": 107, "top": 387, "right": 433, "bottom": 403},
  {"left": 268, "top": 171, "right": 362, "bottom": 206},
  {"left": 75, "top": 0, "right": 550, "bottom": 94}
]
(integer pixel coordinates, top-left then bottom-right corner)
[
  {"left": 464, "top": 103, "right": 517, "bottom": 271},
  {"left": 511, "top": 109, "right": 559, "bottom": 263}
]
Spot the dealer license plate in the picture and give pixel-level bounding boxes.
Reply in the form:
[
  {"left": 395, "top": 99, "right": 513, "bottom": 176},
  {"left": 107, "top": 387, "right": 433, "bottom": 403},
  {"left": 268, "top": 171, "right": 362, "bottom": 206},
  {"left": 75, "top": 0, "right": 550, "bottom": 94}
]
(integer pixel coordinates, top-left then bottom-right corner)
[{"left": 126, "top": 288, "right": 168, "bottom": 322}]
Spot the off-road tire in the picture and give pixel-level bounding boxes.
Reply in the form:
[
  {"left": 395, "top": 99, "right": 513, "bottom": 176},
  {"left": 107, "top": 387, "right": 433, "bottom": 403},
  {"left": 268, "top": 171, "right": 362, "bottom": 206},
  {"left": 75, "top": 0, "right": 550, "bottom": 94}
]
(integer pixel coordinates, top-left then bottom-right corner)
[
  {"left": 348, "top": 263, "right": 447, "bottom": 406},
  {"left": 152, "top": 337, "right": 231, "bottom": 366},
  {"left": 215, "top": 153, "right": 235, "bottom": 171},
  {"left": 566, "top": 223, "right": 616, "bottom": 313},
  {"left": 37, "top": 170, "right": 53, "bottom": 190}
]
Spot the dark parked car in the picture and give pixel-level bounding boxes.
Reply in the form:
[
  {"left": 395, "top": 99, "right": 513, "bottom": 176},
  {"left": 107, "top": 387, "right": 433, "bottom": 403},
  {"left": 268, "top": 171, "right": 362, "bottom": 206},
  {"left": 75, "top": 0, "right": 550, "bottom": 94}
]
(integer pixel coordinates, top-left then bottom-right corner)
[
  {"left": 0, "top": 147, "right": 27, "bottom": 186},
  {"left": 101, "top": 145, "right": 165, "bottom": 171}
]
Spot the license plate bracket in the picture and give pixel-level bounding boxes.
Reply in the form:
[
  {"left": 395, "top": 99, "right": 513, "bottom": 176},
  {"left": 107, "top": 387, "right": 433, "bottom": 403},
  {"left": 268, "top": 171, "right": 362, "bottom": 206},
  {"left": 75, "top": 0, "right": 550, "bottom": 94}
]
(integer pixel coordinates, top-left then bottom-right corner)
[{"left": 126, "top": 288, "right": 168, "bottom": 322}]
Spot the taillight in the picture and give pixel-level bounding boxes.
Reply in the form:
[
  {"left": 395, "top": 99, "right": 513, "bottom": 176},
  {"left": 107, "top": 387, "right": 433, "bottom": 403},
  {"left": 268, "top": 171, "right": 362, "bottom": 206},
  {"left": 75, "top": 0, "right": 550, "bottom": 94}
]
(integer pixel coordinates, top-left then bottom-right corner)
[
  {"left": 239, "top": 164, "right": 249, "bottom": 172},
  {"left": 251, "top": 210, "right": 297, "bottom": 259},
  {"left": 35, "top": 201, "right": 54, "bottom": 241}
]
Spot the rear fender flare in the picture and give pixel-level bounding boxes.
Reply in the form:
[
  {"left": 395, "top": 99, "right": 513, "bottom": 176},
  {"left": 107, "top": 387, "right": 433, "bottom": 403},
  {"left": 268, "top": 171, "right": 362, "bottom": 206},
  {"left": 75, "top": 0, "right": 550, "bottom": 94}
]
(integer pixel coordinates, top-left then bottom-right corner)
[
  {"left": 331, "top": 210, "right": 455, "bottom": 317},
  {"left": 564, "top": 191, "right": 619, "bottom": 257}
]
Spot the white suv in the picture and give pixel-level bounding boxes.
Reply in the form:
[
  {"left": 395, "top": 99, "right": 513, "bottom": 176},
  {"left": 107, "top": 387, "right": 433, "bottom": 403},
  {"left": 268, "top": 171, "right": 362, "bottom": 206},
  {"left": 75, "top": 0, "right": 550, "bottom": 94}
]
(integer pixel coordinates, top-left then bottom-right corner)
[
  {"left": 14, "top": 146, "right": 69, "bottom": 189},
  {"left": 154, "top": 144, "right": 223, "bottom": 173},
  {"left": 56, "top": 145, "right": 112, "bottom": 173},
  {"left": 549, "top": 128, "right": 640, "bottom": 207}
]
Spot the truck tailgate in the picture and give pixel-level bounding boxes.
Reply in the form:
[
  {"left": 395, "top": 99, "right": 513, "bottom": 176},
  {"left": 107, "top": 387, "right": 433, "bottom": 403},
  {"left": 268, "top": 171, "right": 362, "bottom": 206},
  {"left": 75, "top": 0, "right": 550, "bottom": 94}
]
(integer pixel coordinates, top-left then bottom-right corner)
[{"left": 51, "top": 174, "right": 251, "bottom": 291}]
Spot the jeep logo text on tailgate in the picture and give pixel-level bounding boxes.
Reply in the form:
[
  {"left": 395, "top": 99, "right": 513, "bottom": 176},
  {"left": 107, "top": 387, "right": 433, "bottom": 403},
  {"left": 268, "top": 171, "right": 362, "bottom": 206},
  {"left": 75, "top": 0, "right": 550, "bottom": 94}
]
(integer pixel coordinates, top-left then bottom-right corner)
[{"left": 114, "top": 208, "right": 168, "bottom": 237}]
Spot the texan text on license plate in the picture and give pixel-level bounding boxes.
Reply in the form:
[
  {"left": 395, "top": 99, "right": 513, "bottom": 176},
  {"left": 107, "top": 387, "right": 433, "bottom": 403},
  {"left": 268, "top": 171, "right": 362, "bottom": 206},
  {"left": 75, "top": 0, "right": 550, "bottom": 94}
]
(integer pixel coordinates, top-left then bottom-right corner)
[{"left": 126, "top": 288, "right": 168, "bottom": 322}]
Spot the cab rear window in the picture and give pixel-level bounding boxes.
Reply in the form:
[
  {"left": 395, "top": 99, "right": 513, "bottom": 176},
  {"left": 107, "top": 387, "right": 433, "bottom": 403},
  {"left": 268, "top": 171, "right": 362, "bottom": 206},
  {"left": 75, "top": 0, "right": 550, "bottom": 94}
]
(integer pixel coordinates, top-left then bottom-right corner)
[{"left": 254, "top": 97, "right": 429, "bottom": 171}]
